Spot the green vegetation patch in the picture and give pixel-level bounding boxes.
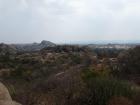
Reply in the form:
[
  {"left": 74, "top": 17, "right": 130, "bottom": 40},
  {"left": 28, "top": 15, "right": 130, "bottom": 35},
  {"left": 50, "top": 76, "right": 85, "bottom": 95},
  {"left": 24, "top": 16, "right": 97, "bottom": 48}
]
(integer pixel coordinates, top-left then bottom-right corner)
[{"left": 81, "top": 69, "right": 134, "bottom": 105}]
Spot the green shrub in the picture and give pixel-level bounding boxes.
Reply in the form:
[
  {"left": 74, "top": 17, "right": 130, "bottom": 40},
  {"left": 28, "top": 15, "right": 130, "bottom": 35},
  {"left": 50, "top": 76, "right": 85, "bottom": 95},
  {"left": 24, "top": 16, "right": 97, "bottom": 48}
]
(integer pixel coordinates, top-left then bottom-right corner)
[
  {"left": 85, "top": 78, "right": 133, "bottom": 105},
  {"left": 81, "top": 70, "right": 134, "bottom": 105},
  {"left": 82, "top": 69, "right": 99, "bottom": 80}
]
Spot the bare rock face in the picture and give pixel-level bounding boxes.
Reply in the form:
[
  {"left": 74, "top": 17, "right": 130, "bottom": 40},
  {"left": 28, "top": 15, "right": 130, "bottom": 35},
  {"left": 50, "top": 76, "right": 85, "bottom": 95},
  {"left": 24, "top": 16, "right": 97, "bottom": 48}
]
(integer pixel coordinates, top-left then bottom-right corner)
[
  {"left": 0, "top": 82, "right": 21, "bottom": 105},
  {"left": 0, "top": 83, "right": 12, "bottom": 101}
]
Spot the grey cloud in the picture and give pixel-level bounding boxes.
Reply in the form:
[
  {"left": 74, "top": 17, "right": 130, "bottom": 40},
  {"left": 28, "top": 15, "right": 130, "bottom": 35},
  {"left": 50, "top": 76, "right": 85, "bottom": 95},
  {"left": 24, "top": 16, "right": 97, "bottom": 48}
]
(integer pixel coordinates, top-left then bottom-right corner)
[{"left": 0, "top": 0, "right": 140, "bottom": 43}]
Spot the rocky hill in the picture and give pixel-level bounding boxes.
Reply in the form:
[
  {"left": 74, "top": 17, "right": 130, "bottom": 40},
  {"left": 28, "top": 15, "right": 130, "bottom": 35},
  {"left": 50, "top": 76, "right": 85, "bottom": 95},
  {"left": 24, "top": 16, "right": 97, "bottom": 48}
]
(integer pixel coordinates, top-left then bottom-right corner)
[
  {"left": 0, "top": 44, "right": 139, "bottom": 105},
  {"left": 13, "top": 40, "right": 56, "bottom": 52},
  {"left": 0, "top": 43, "right": 17, "bottom": 56}
]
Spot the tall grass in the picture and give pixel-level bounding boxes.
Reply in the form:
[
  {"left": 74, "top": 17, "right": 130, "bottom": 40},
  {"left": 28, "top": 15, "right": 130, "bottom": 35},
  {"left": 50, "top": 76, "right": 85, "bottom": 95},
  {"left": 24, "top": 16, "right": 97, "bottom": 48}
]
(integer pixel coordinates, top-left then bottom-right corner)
[{"left": 81, "top": 69, "right": 134, "bottom": 105}]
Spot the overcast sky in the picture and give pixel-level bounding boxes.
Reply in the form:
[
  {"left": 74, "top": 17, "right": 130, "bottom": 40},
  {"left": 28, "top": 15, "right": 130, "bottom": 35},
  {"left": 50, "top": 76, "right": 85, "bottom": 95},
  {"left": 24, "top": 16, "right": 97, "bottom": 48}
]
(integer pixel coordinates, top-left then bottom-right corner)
[{"left": 0, "top": 0, "right": 140, "bottom": 43}]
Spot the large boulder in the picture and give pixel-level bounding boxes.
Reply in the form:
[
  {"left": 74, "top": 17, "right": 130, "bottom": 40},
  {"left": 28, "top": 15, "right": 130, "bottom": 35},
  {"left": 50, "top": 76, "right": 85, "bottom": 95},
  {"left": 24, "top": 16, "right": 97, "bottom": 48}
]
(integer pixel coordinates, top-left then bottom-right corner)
[{"left": 0, "top": 82, "right": 21, "bottom": 105}]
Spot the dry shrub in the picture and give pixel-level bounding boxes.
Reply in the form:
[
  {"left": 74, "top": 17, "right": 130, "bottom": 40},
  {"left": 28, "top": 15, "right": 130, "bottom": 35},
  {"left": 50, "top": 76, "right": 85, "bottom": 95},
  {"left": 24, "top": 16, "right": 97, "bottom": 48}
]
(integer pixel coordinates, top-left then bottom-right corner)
[
  {"left": 108, "top": 96, "right": 133, "bottom": 105},
  {"left": 132, "top": 91, "right": 140, "bottom": 105}
]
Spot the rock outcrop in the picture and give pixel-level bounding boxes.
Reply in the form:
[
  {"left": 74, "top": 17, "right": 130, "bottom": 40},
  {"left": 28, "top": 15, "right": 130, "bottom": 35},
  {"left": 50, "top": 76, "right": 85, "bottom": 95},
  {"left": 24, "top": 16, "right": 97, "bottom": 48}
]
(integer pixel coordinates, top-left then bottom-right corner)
[
  {"left": 0, "top": 82, "right": 21, "bottom": 105},
  {"left": 13, "top": 40, "right": 56, "bottom": 52}
]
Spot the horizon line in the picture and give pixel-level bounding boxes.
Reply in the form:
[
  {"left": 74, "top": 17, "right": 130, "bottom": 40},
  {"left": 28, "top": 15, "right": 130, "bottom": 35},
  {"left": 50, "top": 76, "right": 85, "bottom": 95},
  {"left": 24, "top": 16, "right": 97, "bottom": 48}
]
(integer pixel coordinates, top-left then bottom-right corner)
[{"left": 0, "top": 40, "right": 140, "bottom": 45}]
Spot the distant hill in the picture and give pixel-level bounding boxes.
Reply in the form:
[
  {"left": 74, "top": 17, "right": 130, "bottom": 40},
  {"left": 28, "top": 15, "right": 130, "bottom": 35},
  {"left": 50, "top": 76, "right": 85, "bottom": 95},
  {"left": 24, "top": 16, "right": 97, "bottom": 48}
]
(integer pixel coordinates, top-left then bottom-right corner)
[
  {"left": 0, "top": 43, "right": 17, "bottom": 56},
  {"left": 13, "top": 40, "right": 56, "bottom": 52},
  {"left": 87, "top": 43, "right": 138, "bottom": 49}
]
